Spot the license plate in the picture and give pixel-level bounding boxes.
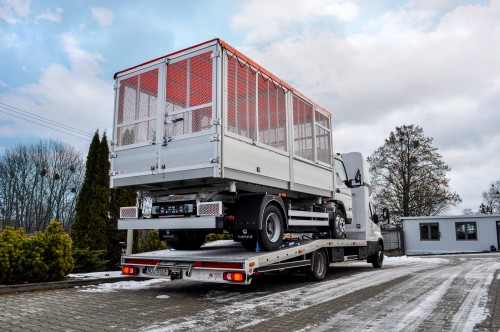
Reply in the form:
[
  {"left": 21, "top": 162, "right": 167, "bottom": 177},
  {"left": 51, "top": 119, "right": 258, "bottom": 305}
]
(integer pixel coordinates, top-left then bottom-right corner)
[{"left": 145, "top": 267, "right": 170, "bottom": 277}]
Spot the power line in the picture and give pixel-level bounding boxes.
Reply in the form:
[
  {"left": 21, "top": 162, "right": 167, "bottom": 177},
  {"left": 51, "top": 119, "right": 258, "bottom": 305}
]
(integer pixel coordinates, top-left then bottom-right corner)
[{"left": 0, "top": 102, "right": 95, "bottom": 141}]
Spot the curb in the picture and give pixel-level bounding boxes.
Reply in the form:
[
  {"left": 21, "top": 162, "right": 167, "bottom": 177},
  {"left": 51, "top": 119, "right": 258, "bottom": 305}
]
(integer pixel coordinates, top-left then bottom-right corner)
[{"left": 0, "top": 276, "right": 148, "bottom": 295}]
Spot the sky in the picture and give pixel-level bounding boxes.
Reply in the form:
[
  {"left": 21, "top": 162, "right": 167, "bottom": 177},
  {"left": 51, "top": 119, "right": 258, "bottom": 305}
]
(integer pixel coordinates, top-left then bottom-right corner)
[{"left": 1, "top": 0, "right": 499, "bottom": 214}]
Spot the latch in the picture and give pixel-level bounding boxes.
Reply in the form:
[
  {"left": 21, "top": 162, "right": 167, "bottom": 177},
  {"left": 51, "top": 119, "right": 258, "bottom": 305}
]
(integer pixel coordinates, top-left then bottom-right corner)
[
  {"left": 211, "top": 118, "right": 221, "bottom": 126},
  {"left": 210, "top": 134, "right": 221, "bottom": 142},
  {"left": 162, "top": 136, "right": 173, "bottom": 146},
  {"left": 210, "top": 156, "right": 221, "bottom": 164}
]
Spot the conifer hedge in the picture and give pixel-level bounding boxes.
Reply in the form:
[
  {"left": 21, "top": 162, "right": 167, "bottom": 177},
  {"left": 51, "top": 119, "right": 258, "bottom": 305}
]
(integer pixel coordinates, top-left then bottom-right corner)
[{"left": 0, "top": 220, "right": 74, "bottom": 284}]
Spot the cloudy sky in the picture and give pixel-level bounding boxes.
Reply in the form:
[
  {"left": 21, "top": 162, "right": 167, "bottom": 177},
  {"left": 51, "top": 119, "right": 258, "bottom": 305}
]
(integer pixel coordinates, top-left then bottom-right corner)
[{"left": 1, "top": 0, "right": 499, "bottom": 214}]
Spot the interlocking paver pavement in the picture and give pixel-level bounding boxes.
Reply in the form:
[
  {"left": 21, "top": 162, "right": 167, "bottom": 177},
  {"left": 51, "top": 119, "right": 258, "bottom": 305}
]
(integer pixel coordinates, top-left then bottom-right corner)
[{"left": 0, "top": 253, "right": 498, "bottom": 332}]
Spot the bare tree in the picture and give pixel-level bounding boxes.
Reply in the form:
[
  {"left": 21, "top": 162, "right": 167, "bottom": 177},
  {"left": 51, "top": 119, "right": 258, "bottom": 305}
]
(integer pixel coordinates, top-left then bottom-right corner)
[
  {"left": 0, "top": 140, "right": 84, "bottom": 233},
  {"left": 367, "top": 125, "right": 461, "bottom": 223},
  {"left": 480, "top": 180, "right": 500, "bottom": 214}
]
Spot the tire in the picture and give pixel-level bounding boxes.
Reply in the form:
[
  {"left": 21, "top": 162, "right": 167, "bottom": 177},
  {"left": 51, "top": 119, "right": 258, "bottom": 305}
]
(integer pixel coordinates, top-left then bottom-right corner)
[
  {"left": 165, "top": 231, "right": 206, "bottom": 250},
  {"left": 310, "top": 249, "right": 328, "bottom": 281},
  {"left": 258, "top": 205, "right": 284, "bottom": 251},
  {"left": 331, "top": 210, "right": 346, "bottom": 239},
  {"left": 371, "top": 244, "right": 384, "bottom": 268}
]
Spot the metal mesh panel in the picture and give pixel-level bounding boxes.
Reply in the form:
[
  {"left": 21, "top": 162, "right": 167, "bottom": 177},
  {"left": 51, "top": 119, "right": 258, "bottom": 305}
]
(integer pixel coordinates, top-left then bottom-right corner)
[
  {"left": 190, "top": 52, "right": 212, "bottom": 106},
  {"left": 165, "top": 59, "right": 187, "bottom": 112},
  {"left": 293, "top": 95, "right": 314, "bottom": 161},
  {"left": 164, "top": 51, "right": 213, "bottom": 138},
  {"left": 315, "top": 125, "right": 331, "bottom": 164},
  {"left": 227, "top": 56, "right": 257, "bottom": 140},
  {"left": 116, "top": 68, "right": 158, "bottom": 147},
  {"left": 198, "top": 202, "right": 222, "bottom": 216},
  {"left": 227, "top": 56, "right": 237, "bottom": 133},
  {"left": 120, "top": 206, "right": 138, "bottom": 219},
  {"left": 165, "top": 107, "right": 212, "bottom": 137},
  {"left": 257, "top": 75, "right": 287, "bottom": 151}
]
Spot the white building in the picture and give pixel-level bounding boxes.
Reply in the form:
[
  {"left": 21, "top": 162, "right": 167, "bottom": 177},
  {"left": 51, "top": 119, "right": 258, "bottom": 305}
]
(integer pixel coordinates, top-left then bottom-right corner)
[{"left": 402, "top": 215, "right": 500, "bottom": 255}]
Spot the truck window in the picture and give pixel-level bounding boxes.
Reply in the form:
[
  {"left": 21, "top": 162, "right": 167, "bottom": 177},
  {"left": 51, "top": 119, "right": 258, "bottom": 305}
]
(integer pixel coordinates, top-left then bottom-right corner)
[{"left": 334, "top": 159, "right": 348, "bottom": 182}]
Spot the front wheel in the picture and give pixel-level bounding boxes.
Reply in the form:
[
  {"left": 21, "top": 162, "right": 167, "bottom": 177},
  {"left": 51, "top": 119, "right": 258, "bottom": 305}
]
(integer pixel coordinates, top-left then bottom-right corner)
[
  {"left": 331, "top": 210, "right": 346, "bottom": 239},
  {"left": 258, "top": 205, "right": 284, "bottom": 251},
  {"left": 371, "top": 244, "right": 384, "bottom": 268}
]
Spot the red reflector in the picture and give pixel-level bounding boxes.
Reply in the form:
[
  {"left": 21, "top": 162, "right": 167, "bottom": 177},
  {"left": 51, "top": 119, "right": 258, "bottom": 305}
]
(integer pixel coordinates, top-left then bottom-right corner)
[
  {"left": 122, "top": 266, "right": 138, "bottom": 275},
  {"left": 223, "top": 272, "right": 245, "bottom": 282},
  {"left": 228, "top": 215, "right": 235, "bottom": 221},
  {"left": 194, "top": 261, "right": 244, "bottom": 269}
]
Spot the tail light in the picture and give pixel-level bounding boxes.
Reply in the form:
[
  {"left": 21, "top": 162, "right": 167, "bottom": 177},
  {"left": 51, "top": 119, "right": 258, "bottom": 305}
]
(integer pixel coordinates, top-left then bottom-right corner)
[
  {"left": 223, "top": 272, "right": 245, "bottom": 282},
  {"left": 122, "top": 266, "right": 138, "bottom": 275}
]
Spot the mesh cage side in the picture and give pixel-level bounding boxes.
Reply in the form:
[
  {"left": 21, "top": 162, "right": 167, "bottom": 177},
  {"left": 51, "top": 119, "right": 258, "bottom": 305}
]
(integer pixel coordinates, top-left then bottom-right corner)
[{"left": 116, "top": 68, "right": 158, "bottom": 147}]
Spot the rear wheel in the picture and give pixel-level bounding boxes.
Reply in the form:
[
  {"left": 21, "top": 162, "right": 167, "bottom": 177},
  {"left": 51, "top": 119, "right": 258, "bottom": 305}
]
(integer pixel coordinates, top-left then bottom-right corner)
[
  {"left": 258, "top": 205, "right": 284, "bottom": 251},
  {"left": 310, "top": 249, "right": 328, "bottom": 281}
]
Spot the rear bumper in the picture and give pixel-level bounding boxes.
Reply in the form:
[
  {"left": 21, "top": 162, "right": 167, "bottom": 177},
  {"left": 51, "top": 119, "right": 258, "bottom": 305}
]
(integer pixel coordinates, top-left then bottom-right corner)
[{"left": 118, "top": 216, "right": 219, "bottom": 230}]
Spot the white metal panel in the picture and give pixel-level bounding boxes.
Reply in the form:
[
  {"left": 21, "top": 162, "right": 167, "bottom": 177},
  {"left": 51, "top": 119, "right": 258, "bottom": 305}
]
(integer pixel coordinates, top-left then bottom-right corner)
[
  {"left": 118, "top": 216, "right": 217, "bottom": 230},
  {"left": 292, "top": 159, "right": 333, "bottom": 194},
  {"left": 223, "top": 136, "right": 290, "bottom": 182}
]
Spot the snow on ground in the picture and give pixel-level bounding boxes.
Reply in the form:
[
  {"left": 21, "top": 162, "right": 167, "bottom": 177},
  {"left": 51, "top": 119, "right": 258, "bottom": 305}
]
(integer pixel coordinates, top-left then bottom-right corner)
[
  {"left": 142, "top": 257, "right": 451, "bottom": 331},
  {"left": 67, "top": 271, "right": 123, "bottom": 279},
  {"left": 77, "top": 279, "right": 169, "bottom": 293}
]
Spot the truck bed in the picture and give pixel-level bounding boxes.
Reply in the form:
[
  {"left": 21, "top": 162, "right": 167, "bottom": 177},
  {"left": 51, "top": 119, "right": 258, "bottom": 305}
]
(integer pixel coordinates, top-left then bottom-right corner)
[{"left": 121, "top": 239, "right": 369, "bottom": 284}]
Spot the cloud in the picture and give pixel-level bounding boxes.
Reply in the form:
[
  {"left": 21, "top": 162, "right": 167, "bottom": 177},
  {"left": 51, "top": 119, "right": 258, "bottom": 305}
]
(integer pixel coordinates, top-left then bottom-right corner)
[
  {"left": 231, "top": 0, "right": 500, "bottom": 212},
  {"left": 90, "top": 6, "right": 114, "bottom": 27},
  {"left": 0, "top": 32, "right": 113, "bottom": 152},
  {"left": 0, "top": 0, "right": 30, "bottom": 24},
  {"left": 35, "top": 7, "right": 63, "bottom": 22},
  {"left": 0, "top": 80, "right": 7, "bottom": 88},
  {"left": 231, "top": 0, "right": 359, "bottom": 42}
]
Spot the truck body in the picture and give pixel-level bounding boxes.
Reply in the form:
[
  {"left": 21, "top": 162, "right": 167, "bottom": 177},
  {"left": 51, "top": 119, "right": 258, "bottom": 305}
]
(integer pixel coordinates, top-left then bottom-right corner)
[{"left": 111, "top": 38, "right": 385, "bottom": 259}]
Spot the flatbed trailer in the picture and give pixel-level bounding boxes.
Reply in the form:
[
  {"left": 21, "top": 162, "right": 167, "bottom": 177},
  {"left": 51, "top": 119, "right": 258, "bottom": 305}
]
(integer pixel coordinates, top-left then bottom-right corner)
[{"left": 121, "top": 238, "right": 383, "bottom": 285}]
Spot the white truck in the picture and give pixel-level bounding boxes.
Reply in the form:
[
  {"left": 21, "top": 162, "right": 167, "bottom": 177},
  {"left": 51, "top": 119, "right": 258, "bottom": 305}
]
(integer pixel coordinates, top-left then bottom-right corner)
[{"left": 112, "top": 39, "right": 388, "bottom": 283}]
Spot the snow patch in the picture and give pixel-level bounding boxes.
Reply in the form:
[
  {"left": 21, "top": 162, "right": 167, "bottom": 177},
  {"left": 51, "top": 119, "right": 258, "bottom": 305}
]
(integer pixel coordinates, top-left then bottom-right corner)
[
  {"left": 156, "top": 295, "right": 170, "bottom": 299},
  {"left": 67, "top": 271, "right": 123, "bottom": 279},
  {"left": 78, "top": 279, "right": 168, "bottom": 293}
]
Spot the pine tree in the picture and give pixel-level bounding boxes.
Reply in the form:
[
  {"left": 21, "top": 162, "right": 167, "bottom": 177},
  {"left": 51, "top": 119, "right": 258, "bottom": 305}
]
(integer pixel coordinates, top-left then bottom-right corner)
[
  {"left": 71, "top": 131, "right": 108, "bottom": 251},
  {"left": 107, "top": 188, "right": 137, "bottom": 268}
]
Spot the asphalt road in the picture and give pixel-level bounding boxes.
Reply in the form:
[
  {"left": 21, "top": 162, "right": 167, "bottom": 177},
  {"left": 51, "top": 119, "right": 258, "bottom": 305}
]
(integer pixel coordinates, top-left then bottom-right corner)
[{"left": 0, "top": 253, "right": 499, "bottom": 332}]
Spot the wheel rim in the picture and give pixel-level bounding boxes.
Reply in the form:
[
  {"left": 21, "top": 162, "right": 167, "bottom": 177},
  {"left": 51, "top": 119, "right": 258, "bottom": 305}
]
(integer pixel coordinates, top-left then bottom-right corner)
[
  {"left": 336, "top": 214, "right": 346, "bottom": 234},
  {"left": 265, "top": 213, "right": 281, "bottom": 243}
]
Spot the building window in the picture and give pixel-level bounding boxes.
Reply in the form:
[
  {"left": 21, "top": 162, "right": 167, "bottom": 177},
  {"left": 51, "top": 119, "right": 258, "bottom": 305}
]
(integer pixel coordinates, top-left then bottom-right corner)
[
  {"left": 456, "top": 222, "right": 477, "bottom": 240},
  {"left": 420, "top": 223, "right": 440, "bottom": 240}
]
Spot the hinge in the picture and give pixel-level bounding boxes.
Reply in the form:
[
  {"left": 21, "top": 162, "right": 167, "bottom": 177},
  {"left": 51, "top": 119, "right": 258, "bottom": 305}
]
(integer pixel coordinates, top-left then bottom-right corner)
[
  {"left": 110, "top": 140, "right": 118, "bottom": 146},
  {"left": 210, "top": 157, "right": 221, "bottom": 164},
  {"left": 211, "top": 118, "right": 221, "bottom": 126},
  {"left": 162, "top": 136, "right": 173, "bottom": 146},
  {"left": 114, "top": 83, "right": 120, "bottom": 90},
  {"left": 110, "top": 153, "right": 117, "bottom": 159},
  {"left": 210, "top": 135, "right": 221, "bottom": 142},
  {"left": 211, "top": 50, "right": 221, "bottom": 59}
]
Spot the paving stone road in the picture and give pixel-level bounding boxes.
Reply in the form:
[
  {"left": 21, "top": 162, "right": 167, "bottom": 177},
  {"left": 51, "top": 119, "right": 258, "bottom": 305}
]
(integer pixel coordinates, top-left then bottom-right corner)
[{"left": 0, "top": 253, "right": 499, "bottom": 332}]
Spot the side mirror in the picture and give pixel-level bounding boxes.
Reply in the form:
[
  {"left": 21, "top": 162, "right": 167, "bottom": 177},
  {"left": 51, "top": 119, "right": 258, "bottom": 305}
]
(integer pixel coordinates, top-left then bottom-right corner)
[
  {"left": 382, "top": 208, "right": 390, "bottom": 222},
  {"left": 372, "top": 214, "right": 380, "bottom": 224},
  {"left": 354, "top": 169, "right": 362, "bottom": 184}
]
